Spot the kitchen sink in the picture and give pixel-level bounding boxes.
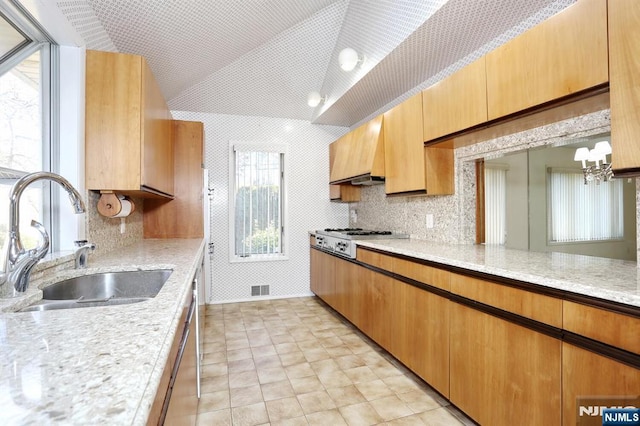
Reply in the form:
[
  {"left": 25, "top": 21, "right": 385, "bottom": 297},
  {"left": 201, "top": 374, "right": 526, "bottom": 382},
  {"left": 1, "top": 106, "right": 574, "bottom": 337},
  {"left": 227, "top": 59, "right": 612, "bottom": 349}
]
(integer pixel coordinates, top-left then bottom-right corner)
[{"left": 19, "top": 269, "right": 172, "bottom": 312}]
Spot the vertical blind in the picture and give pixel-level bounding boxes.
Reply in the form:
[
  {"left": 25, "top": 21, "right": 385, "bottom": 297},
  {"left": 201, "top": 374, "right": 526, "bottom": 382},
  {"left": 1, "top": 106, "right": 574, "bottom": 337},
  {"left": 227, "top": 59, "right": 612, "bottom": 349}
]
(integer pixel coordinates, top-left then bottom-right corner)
[
  {"left": 484, "top": 166, "right": 507, "bottom": 245},
  {"left": 234, "top": 145, "right": 284, "bottom": 257},
  {"left": 548, "top": 169, "right": 623, "bottom": 242}
]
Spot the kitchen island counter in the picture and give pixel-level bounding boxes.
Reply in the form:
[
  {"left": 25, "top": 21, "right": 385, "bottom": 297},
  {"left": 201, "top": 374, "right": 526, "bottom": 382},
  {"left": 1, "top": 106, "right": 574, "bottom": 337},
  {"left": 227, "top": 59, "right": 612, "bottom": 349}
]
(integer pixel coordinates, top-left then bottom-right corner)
[
  {"left": 354, "top": 239, "right": 640, "bottom": 309},
  {"left": 0, "top": 238, "right": 204, "bottom": 425}
]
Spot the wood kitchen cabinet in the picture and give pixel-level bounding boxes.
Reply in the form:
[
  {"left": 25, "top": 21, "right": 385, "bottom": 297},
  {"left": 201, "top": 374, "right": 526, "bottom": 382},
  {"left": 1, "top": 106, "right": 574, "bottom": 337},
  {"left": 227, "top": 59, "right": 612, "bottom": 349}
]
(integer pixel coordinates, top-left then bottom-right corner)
[
  {"left": 144, "top": 120, "right": 204, "bottom": 238},
  {"left": 450, "top": 302, "right": 562, "bottom": 426},
  {"left": 422, "top": 57, "right": 488, "bottom": 142},
  {"left": 485, "top": 0, "right": 608, "bottom": 121},
  {"left": 609, "top": 0, "right": 640, "bottom": 176},
  {"left": 329, "top": 137, "right": 361, "bottom": 202},
  {"left": 310, "top": 248, "right": 336, "bottom": 307},
  {"left": 86, "top": 50, "right": 174, "bottom": 198},
  {"left": 383, "top": 92, "right": 454, "bottom": 196},
  {"left": 562, "top": 343, "right": 640, "bottom": 426}
]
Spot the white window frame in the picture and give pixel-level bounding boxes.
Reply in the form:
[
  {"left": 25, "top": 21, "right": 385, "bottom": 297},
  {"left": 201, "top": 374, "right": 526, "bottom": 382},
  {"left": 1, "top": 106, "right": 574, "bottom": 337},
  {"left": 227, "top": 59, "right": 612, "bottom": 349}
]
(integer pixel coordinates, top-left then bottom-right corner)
[
  {"left": 547, "top": 167, "right": 624, "bottom": 244},
  {"left": 228, "top": 141, "right": 289, "bottom": 263}
]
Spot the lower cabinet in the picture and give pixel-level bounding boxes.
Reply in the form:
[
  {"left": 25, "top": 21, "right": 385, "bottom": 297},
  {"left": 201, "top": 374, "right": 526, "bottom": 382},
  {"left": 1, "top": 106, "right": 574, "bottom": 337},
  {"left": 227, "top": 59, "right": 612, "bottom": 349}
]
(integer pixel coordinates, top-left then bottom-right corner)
[
  {"left": 562, "top": 343, "right": 640, "bottom": 426},
  {"left": 449, "top": 303, "right": 561, "bottom": 426}
]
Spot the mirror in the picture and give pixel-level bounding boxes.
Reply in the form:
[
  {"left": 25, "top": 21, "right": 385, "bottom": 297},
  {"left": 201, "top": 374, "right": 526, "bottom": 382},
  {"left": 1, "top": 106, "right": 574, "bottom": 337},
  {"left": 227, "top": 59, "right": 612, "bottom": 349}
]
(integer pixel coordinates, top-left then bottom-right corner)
[{"left": 483, "top": 133, "right": 637, "bottom": 261}]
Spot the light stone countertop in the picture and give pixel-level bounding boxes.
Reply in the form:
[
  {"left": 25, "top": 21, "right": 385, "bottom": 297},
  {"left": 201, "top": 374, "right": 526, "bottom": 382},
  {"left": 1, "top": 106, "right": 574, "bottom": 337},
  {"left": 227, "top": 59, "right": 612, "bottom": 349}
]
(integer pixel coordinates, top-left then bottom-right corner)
[
  {"left": 354, "top": 239, "right": 640, "bottom": 309},
  {"left": 0, "top": 238, "right": 205, "bottom": 426}
]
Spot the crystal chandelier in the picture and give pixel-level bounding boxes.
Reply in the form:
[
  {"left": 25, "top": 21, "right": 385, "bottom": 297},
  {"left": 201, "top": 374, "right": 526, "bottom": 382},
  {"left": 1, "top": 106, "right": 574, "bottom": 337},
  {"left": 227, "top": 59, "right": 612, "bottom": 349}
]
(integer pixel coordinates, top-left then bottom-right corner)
[{"left": 573, "top": 141, "right": 613, "bottom": 184}]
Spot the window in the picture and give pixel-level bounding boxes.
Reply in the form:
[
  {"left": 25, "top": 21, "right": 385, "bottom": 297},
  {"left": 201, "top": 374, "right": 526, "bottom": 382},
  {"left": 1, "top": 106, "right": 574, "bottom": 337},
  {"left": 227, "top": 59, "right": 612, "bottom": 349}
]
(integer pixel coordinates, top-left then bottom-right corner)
[
  {"left": 0, "top": 5, "right": 55, "bottom": 251},
  {"left": 230, "top": 142, "right": 287, "bottom": 260},
  {"left": 548, "top": 168, "right": 624, "bottom": 243},
  {"left": 484, "top": 165, "right": 507, "bottom": 245}
]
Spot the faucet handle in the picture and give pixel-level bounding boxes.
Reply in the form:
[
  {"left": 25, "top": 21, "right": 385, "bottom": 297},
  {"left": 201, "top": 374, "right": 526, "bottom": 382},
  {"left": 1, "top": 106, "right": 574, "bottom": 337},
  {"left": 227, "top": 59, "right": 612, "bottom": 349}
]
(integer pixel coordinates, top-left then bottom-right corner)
[{"left": 31, "top": 220, "right": 50, "bottom": 259}]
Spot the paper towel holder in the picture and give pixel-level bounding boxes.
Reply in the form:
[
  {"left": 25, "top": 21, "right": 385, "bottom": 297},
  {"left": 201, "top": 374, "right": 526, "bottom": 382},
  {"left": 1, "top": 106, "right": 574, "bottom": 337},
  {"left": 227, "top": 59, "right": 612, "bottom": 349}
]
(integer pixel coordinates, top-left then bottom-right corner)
[{"left": 97, "top": 191, "right": 136, "bottom": 218}]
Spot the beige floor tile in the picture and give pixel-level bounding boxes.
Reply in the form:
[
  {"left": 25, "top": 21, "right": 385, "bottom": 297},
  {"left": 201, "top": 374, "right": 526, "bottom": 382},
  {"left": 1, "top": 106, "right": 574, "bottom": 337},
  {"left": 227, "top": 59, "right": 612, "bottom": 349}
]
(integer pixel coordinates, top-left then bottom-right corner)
[
  {"left": 325, "top": 345, "right": 354, "bottom": 358},
  {"left": 196, "top": 408, "right": 232, "bottom": 425},
  {"left": 285, "top": 362, "right": 315, "bottom": 379},
  {"left": 257, "top": 366, "right": 288, "bottom": 384},
  {"left": 310, "top": 358, "right": 340, "bottom": 375},
  {"left": 369, "top": 395, "right": 414, "bottom": 421},
  {"left": 261, "top": 379, "right": 295, "bottom": 401},
  {"left": 202, "top": 362, "right": 228, "bottom": 378},
  {"left": 296, "top": 390, "right": 337, "bottom": 415},
  {"left": 338, "top": 401, "right": 384, "bottom": 425},
  {"left": 231, "top": 402, "right": 269, "bottom": 426},
  {"left": 251, "top": 344, "right": 278, "bottom": 358},
  {"left": 248, "top": 334, "right": 273, "bottom": 348},
  {"left": 229, "top": 370, "right": 260, "bottom": 389},
  {"left": 230, "top": 384, "right": 263, "bottom": 408},
  {"left": 271, "top": 333, "right": 296, "bottom": 344},
  {"left": 306, "top": 409, "right": 347, "bottom": 426},
  {"left": 418, "top": 407, "right": 465, "bottom": 425},
  {"left": 280, "top": 351, "right": 307, "bottom": 367},
  {"left": 320, "top": 336, "right": 345, "bottom": 348},
  {"left": 343, "top": 366, "right": 379, "bottom": 384},
  {"left": 265, "top": 396, "right": 305, "bottom": 421},
  {"left": 254, "top": 354, "right": 282, "bottom": 370},
  {"left": 269, "top": 415, "right": 308, "bottom": 426},
  {"left": 302, "top": 348, "right": 331, "bottom": 363},
  {"left": 397, "top": 390, "right": 441, "bottom": 414},
  {"left": 290, "top": 375, "right": 324, "bottom": 395},
  {"left": 228, "top": 358, "right": 256, "bottom": 373},
  {"left": 202, "top": 350, "right": 227, "bottom": 365},
  {"left": 385, "top": 413, "right": 428, "bottom": 425},
  {"left": 225, "top": 331, "right": 249, "bottom": 340},
  {"left": 354, "top": 379, "right": 395, "bottom": 401},
  {"left": 335, "top": 354, "right": 366, "bottom": 370},
  {"left": 227, "top": 347, "right": 254, "bottom": 362},
  {"left": 275, "top": 342, "right": 301, "bottom": 354},
  {"left": 201, "top": 376, "right": 229, "bottom": 393},
  {"left": 383, "top": 375, "right": 423, "bottom": 394},
  {"left": 317, "top": 370, "right": 353, "bottom": 388},
  {"left": 326, "top": 385, "right": 367, "bottom": 407},
  {"left": 198, "top": 390, "right": 231, "bottom": 413}
]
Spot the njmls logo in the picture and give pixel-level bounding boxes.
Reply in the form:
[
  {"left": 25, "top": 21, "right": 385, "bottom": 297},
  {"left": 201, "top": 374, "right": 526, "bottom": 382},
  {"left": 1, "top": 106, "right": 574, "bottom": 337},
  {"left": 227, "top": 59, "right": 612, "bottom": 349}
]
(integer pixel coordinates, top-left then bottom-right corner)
[{"left": 577, "top": 397, "right": 640, "bottom": 426}]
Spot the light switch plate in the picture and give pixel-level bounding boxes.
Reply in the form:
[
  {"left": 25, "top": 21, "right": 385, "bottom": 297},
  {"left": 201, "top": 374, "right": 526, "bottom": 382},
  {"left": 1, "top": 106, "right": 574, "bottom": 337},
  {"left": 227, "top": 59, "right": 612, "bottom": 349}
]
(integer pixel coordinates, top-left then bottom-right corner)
[{"left": 426, "top": 213, "right": 434, "bottom": 229}]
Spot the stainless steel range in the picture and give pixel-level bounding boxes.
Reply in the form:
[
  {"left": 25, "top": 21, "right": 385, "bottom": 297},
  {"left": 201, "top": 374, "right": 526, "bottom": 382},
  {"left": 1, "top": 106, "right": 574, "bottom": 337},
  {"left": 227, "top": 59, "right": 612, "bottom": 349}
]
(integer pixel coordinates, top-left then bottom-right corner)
[{"left": 314, "top": 228, "right": 409, "bottom": 258}]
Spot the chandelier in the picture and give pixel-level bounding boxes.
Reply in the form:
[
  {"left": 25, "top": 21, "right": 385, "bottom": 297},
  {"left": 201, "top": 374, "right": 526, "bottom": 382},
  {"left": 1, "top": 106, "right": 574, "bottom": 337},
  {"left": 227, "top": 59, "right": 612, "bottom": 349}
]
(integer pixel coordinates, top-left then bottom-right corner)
[{"left": 573, "top": 141, "right": 613, "bottom": 184}]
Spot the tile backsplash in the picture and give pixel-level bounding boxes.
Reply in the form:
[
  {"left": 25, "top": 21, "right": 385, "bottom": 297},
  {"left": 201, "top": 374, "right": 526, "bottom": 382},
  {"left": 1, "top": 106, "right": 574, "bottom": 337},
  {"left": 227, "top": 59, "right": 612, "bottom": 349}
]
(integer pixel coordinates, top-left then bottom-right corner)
[{"left": 350, "top": 109, "right": 625, "bottom": 246}]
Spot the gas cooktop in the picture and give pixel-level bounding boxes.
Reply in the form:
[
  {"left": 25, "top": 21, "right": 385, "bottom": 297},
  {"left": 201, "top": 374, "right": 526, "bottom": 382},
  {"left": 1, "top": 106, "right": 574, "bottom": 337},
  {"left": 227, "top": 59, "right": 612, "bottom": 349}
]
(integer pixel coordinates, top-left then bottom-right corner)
[{"left": 314, "top": 228, "right": 409, "bottom": 258}]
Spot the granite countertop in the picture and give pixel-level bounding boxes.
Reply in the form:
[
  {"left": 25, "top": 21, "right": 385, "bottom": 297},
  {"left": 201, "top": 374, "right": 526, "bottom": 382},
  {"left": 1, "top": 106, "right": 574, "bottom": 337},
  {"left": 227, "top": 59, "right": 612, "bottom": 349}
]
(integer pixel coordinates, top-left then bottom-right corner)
[
  {"left": 354, "top": 239, "right": 640, "bottom": 309},
  {"left": 0, "top": 238, "right": 205, "bottom": 425}
]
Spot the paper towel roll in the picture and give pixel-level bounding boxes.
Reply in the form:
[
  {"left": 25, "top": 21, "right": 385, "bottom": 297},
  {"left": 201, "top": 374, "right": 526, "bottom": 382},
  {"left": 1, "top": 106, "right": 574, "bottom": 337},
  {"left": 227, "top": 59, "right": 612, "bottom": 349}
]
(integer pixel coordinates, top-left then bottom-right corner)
[{"left": 112, "top": 197, "right": 133, "bottom": 218}]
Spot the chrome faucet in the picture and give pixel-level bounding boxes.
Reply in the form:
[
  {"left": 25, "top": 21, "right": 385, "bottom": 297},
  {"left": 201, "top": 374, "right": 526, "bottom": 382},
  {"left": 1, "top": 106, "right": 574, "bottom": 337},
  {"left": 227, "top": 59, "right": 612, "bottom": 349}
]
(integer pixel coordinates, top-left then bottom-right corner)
[
  {"left": 0, "top": 172, "right": 86, "bottom": 297},
  {"left": 74, "top": 240, "right": 96, "bottom": 269}
]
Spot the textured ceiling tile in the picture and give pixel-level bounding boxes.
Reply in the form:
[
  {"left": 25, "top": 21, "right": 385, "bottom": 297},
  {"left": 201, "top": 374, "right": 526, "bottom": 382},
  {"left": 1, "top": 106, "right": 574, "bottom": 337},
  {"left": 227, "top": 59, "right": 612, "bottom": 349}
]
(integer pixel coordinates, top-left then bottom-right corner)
[
  {"left": 85, "top": 0, "right": 339, "bottom": 99},
  {"left": 56, "top": 1, "right": 116, "bottom": 51},
  {"left": 168, "top": 1, "right": 348, "bottom": 121}
]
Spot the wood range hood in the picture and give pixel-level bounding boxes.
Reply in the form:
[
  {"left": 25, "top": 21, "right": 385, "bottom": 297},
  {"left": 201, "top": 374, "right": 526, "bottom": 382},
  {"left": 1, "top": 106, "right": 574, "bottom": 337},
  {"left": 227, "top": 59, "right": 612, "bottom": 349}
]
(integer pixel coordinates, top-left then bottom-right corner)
[{"left": 329, "top": 115, "right": 385, "bottom": 186}]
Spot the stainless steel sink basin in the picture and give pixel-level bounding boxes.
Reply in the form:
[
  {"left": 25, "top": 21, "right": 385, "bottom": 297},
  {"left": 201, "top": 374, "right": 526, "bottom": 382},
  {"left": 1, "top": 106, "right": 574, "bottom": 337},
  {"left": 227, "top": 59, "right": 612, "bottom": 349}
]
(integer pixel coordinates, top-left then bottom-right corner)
[{"left": 20, "top": 269, "right": 172, "bottom": 312}]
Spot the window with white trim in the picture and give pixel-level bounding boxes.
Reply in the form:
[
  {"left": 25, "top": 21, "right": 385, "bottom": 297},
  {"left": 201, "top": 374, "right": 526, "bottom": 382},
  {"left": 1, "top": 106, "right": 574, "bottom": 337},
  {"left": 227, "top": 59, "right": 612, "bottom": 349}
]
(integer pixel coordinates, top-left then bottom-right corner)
[
  {"left": 0, "top": 4, "right": 56, "bottom": 252},
  {"left": 484, "top": 165, "right": 508, "bottom": 245},
  {"left": 548, "top": 168, "right": 624, "bottom": 243},
  {"left": 230, "top": 143, "right": 286, "bottom": 260}
]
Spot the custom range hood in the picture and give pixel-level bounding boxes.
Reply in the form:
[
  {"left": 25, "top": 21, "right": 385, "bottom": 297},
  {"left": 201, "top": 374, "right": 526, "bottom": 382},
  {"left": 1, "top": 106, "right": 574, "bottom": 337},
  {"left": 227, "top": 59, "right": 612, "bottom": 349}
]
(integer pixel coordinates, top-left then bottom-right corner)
[{"left": 329, "top": 115, "right": 385, "bottom": 186}]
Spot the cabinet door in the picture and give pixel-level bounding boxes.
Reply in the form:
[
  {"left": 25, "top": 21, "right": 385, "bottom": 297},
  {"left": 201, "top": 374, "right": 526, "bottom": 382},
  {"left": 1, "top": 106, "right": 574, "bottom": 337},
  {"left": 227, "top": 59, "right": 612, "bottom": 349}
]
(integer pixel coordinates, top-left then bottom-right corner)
[
  {"left": 85, "top": 50, "right": 143, "bottom": 192},
  {"left": 141, "top": 58, "right": 174, "bottom": 195},
  {"left": 357, "top": 269, "right": 396, "bottom": 350},
  {"left": 485, "top": 0, "right": 608, "bottom": 120},
  {"left": 329, "top": 133, "right": 353, "bottom": 183},
  {"left": 423, "top": 57, "right": 487, "bottom": 141},
  {"left": 310, "top": 249, "right": 336, "bottom": 306},
  {"left": 394, "top": 283, "right": 450, "bottom": 397},
  {"left": 609, "top": 0, "right": 640, "bottom": 175},
  {"left": 383, "top": 92, "right": 425, "bottom": 195},
  {"left": 450, "top": 303, "right": 561, "bottom": 425},
  {"left": 562, "top": 343, "right": 640, "bottom": 426}
]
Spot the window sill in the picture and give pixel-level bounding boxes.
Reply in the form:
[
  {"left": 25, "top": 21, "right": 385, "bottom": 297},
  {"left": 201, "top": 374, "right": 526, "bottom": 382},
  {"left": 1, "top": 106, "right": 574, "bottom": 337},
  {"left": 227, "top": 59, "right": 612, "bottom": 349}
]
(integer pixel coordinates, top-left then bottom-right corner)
[{"left": 230, "top": 255, "right": 289, "bottom": 264}]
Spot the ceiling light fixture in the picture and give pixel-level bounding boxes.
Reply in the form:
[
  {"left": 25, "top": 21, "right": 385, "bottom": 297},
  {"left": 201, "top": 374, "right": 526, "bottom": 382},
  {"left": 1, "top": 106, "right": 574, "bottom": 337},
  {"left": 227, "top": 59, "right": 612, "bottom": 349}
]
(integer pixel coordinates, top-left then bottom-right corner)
[
  {"left": 573, "top": 140, "right": 613, "bottom": 184},
  {"left": 307, "top": 91, "right": 325, "bottom": 107},
  {"left": 338, "top": 48, "right": 365, "bottom": 72}
]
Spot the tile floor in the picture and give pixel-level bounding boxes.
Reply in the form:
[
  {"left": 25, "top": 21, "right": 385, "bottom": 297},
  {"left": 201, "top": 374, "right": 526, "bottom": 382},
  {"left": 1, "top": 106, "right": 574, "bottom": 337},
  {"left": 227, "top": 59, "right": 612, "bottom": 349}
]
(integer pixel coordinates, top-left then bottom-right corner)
[{"left": 196, "top": 297, "right": 474, "bottom": 426}]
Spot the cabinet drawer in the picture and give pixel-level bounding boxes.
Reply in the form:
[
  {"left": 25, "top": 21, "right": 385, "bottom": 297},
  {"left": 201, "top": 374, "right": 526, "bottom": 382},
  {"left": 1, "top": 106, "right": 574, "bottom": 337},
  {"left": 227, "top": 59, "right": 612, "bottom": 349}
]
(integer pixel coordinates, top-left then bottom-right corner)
[
  {"left": 563, "top": 301, "right": 640, "bottom": 354},
  {"left": 450, "top": 273, "right": 562, "bottom": 328},
  {"left": 393, "top": 257, "right": 450, "bottom": 291},
  {"left": 356, "top": 248, "right": 394, "bottom": 271}
]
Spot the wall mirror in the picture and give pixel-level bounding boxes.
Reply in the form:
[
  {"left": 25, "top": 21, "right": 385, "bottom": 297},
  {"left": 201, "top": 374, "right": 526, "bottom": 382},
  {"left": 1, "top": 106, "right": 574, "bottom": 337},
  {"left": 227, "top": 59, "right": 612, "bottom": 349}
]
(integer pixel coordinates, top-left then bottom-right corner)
[{"left": 480, "top": 132, "right": 637, "bottom": 261}]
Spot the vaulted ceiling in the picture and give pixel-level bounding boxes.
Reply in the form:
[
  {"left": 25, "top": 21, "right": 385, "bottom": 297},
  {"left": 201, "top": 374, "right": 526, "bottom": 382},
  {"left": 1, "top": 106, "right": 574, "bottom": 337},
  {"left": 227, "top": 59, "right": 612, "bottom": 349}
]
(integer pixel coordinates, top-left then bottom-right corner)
[{"left": 55, "top": 0, "right": 574, "bottom": 128}]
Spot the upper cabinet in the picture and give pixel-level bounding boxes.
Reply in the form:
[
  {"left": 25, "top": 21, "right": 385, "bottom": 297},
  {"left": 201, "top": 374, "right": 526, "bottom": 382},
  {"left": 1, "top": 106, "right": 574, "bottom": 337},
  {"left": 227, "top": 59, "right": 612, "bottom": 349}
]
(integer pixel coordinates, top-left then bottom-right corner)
[
  {"left": 485, "top": 0, "right": 608, "bottom": 121},
  {"left": 609, "top": 0, "right": 640, "bottom": 177},
  {"left": 329, "top": 115, "right": 384, "bottom": 185},
  {"left": 422, "top": 57, "right": 488, "bottom": 142},
  {"left": 85, "top": 50, "right": 174, "bottom": 198},
  {"left": 329, "top": 141, "right": 361, "bottom": 202},
  {"left": 384, "top": 92, "right": 454, "bottom": 196}
]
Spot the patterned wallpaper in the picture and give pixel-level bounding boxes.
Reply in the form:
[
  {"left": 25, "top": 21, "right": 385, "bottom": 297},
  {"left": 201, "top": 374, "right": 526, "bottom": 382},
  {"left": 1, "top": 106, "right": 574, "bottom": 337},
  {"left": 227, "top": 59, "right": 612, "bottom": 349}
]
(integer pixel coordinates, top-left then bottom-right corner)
[{"left": 172, "top": 111, "right": 349, "bottom": 303}]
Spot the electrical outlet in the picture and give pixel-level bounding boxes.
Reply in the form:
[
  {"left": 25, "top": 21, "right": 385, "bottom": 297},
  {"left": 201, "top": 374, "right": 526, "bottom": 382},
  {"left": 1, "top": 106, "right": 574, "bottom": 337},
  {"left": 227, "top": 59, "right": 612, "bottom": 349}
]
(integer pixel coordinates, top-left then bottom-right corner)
[{"left": 426, "top": 213, "right": 434, "bottom": 229}]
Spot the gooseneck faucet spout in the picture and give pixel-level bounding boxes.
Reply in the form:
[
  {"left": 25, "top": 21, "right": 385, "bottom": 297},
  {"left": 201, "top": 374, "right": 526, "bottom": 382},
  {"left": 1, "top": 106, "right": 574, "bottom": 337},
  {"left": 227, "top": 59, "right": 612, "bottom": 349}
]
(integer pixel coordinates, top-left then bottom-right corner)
[{"left": 0, "top": 172, "right": 86, "bottom": 298}]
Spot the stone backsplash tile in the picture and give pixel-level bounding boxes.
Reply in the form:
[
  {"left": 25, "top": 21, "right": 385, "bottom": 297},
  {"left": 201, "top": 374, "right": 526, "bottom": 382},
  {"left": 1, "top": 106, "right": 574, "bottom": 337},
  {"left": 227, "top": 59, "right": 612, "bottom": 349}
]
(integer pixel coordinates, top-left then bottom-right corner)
[{"left": 85, "top": 191, "right": 143, "bottom": 256}]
